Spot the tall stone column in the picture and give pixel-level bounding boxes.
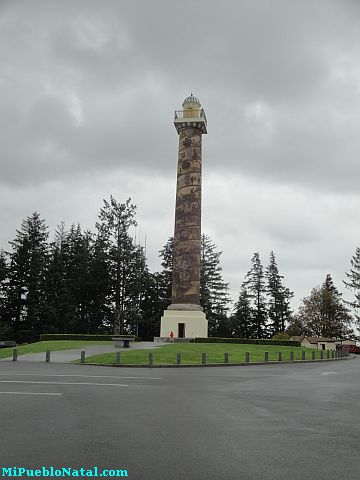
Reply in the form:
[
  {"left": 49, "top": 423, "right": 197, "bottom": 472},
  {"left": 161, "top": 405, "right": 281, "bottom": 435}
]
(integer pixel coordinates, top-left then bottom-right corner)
[{"left": 160, "top": 94, "right": 208, "bottom": 339}]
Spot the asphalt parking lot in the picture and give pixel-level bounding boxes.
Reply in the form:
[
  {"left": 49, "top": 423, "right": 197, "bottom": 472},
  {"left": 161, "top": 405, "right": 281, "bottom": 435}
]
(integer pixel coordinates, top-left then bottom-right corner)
[{"left": 1, "top": 357, "right": 359, "bottom": 480}]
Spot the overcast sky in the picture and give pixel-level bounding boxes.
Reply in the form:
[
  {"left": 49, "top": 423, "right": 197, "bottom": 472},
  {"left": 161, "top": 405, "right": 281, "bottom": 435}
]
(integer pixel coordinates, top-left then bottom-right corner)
[{"left": 1, "top": 0, "right": 360, "bottom": 312}]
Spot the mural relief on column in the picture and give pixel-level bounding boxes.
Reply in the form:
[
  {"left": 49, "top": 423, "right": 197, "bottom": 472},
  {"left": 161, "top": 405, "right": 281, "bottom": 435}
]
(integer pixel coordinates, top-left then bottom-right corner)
[{"left": 172, "top": 128, "right": 202, "bottom": 305}]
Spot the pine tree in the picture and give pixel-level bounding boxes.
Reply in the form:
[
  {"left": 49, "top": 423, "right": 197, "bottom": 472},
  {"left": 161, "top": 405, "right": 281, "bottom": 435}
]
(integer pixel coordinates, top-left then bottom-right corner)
[
  {"left": 0, "top": 249, "right": 10, "bottom": 337},
  {"left": 96, "top": 196, "right": 147, "bottom": 335},
  {"left": 200, "top": 235, "right": 231, "bottom": 336},
  {"left": 298, "top": 274, "right": 353, "bottom": 337},
  {"left": 344, "top": 247, "right": 360, "bottom": 325},
  {"left": 266, "top": 251, "right": 293, "bottom": 335},
  {"left": 231, "top": 286, "right": 256, "bottom": 338},
  {"left": 138, "top": 271, "right": 169, "bottom": 340},
  {"left": 140, "top": 239, "right": 174, "bottom": 340},
  {"left": 6, "top": 213, "right": 49, "bottom": 341},
  {"left": 243, "top": 252, "right": 268, "bottom": 338},
  {"left": 45, "top": 235, "right": 73, "bottom": 333},
  {"left": 158, "top": 237, "right": 173, "bottom": 308},
  {"left": 87, "top": 233, "right": 111, "bottom": 332}
]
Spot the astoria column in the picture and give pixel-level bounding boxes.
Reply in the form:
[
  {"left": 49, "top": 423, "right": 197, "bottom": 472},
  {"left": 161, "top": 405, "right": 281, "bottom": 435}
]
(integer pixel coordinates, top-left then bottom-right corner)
[{"left": 160, "top": 94, "right": 208, "bottom": 339}]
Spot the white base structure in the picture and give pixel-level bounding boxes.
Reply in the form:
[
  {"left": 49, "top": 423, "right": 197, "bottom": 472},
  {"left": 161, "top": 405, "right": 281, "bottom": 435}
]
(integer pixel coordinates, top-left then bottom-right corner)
[{"left": 160, "top": 309, "right": 208, "bottom": 339}]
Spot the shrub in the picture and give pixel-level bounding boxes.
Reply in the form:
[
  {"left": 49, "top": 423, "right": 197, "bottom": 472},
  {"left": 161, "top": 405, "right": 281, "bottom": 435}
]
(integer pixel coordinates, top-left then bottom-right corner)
[
  {"left": 194, "top": 337, "right": 301, "bottom": 347},
  {"left": 272, "top": 333, "right": 291, "bottom": 340},
  {"left": 39, "top": 334, "right": 116, "bottom": 342}
]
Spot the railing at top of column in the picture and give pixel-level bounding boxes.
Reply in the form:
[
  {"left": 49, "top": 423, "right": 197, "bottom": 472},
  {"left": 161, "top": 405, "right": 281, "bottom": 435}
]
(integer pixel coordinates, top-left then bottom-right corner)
[{"left": 174, "top": 108, "right": 207, "bottom": 125}]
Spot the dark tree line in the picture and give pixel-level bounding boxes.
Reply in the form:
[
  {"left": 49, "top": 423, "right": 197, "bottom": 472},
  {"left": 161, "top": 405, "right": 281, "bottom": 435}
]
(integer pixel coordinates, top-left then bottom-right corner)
[
  {"left": 0, "top": 198, "right": 150, "bottom": 342},
  {"left": 0, "top": 198, "right": 231, "bottom": 342},
  {"left": 1, "top": 197, "right": 358, "bottom": 343}
]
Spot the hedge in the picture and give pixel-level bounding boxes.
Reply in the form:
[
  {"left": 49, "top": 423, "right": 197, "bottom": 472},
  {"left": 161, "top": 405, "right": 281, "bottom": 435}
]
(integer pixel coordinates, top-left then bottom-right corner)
[
  {"left": 194, "top": 337, "right": 301, "bottom": 347},
  {"left": 40, "top": 334, "right": 116, "bottom": 342}
]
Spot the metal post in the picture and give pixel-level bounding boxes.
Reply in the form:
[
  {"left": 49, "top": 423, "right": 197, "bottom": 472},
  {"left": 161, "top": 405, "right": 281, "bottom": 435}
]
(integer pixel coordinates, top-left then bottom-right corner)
[
  {"left": 148, "top": 352, "right": 153, "bottom": 367},
  {"left": 320, "top": 351, "right": 323, "bottom": 360},
  {"left": 202, "top": 353, "right": 206, "bottom": 366},
  {"left": 176, "top": 353, "right": 181, "bottom": 365},
  {"left": 80, "top": 351, "right": 86, "bottom": 364},
  {"left": 327, "top": 350, "right": 330, "bottom": 359},
  {"left": 115, "top": 352, "right": 121, "bottom": 364},
  {"left": 245, "top": 352, "right": 250, "bottom": 363},
  {"left": 46, "top": 350, "right": 51, "bottom": 363},
  {"left": 278, "top": 352, "right": 282, "bottom": 362},
  {"left": 302, "top": 351, "right": 306, "bottom": 361},
  {"left": 12, "top": 348, "right": 17, "bottom": 362},
  {"left": 264, "top": 352, "right": 269, "bottom": 362},
  {"left": 331, "top": 351, "right": 335, "bottom": 359},
  {"left": 224, "top": 353, "right": 229, "bottom": 364},
  {"left": 312, "top": 351, "right": 316, "bottom": 360},
  {"left": 290, "top": 351, "right": 294, "bottom": 362}
]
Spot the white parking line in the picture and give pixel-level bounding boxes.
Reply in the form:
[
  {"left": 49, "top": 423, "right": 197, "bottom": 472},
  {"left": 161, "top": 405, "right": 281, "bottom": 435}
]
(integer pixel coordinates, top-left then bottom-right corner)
[
  {"left": 0, "top": 391, "right": 63, "bottom": 396},
  {"left": 320, "top": 372, "right": 337, "bottom": 375},
  {"left": 0, "top": 373, "right": 162, "bottom": 380},
  {"left": 0, "top": 381, "right": 128, "bottom": 387}
]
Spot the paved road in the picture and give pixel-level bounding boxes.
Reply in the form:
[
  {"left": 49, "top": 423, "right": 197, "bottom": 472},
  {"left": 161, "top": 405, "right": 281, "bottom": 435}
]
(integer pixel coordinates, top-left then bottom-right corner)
[
  {"left": 0, "top": 357, "right": 359, "bottom": 480},
  {"left": 0, "top": 341, "right": 164, "bottom": 363}
]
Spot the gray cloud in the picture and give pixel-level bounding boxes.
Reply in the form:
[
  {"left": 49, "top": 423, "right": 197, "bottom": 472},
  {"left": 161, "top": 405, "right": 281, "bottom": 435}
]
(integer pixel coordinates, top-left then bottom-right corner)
[{"left": 1, "top": 0, "right": 360, "bottom": 314}]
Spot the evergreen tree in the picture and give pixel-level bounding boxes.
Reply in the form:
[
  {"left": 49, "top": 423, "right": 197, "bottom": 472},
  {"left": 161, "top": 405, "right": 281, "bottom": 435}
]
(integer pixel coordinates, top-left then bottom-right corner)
[
  {"left": 65, "top": 226, "right": 94, "bottom": 333},
  {"left": 140, "top": 239, "right": 174, "bottom": 340},
  {"left": 138, "top": 271, "right": 169, "bottom": 340},
  {"left": 45, "top": 223, "right": 106, "bottom": 334},
  {"left": 0, "top": 249, "right": 10, "bottom": 337},
  {"left": 5, "top": 213, "right": 49, "bottom": 341},
  {"left": 45, "top": 233, "right": 73, "bottom": 333},
  {"left": 158, "top": 237, "right": 173, "bottom": 308},
  {"left": 231, "top": 286, "right": 256, "bottom": 338},
  {"left": 298, "top": 274, "right": 353, "bottom": 337},
  {"left": 200, "top": 235, "right": 231, "bottom": 336},
  {"left": 96, "top": 196, "right": 147, "bottom": 335},
  {"left": 243, "top": 252, "right": 267, "bottom": 338},
  {"left": 344, "top": 247, "right": 360, "bottom": 325},
  {"left": 87, "top": 233, "right": 111, "bottom": 332},
  {"left": 266, "top": 251, "right": 293, "bottom": 335}
]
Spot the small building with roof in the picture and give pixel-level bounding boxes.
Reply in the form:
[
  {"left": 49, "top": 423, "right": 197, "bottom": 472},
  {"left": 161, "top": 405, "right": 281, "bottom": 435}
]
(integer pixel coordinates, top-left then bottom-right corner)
[{"left": 289, "top": 335, "right": 356, "bottom": 350}]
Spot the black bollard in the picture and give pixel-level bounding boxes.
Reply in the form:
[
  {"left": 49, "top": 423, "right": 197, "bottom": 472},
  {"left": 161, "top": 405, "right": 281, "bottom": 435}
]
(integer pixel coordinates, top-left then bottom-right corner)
[
  {"left": 46, "top": 350, "right": 51, "bottom": 363},
  {"left": 245, "top": 352, "right": 250, "bottom": 363},
  {"left": 176, "top": 353, "right": 181, "bottom": 365},
  {"left": 224, "top": 353, "right": 229, "bottom": 364},
  {"left": 202, "top": 353, "right": 206, "bottom": 366},
  {"left": 290, "top": 352, "right": 294, "bottom": 362},
  {"left": 80, "top": 351, "right": 86, "bottom": 364},
  {"left": 278, "top": 352, "right": 282, "bottom": 362},
  {"left": 302, "top": 351, "right": 306, "bottom": 361},
  {"left": 312, "top": 351, "right": 316, "bottom": 360},
  {"left": 148, "top": 352, "right": 153, "bottom": 367},
  {"left": 264, "top": 352, "right": 269, "bottom": 362},
  {"left": 12, "top": 348, "right": 17, "bottom": 362},
  {"left": 115, "top": 352, "right": 121, "bottom": 364}
]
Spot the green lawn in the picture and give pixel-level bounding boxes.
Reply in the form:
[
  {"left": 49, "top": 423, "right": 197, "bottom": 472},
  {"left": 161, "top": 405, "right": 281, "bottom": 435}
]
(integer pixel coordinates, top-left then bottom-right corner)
[
  {"left": 82, "top": 343, "right": 329, "bottom": 365},
  {"left": 0, "top": 340, "right": 112, "bottom": 359}
]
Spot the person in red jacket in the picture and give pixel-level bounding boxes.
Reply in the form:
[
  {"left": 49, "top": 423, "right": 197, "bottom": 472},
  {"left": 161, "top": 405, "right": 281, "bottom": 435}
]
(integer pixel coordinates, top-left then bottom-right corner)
[{"left": 169, "top": 331, "right": 174, "bottom": 343}]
